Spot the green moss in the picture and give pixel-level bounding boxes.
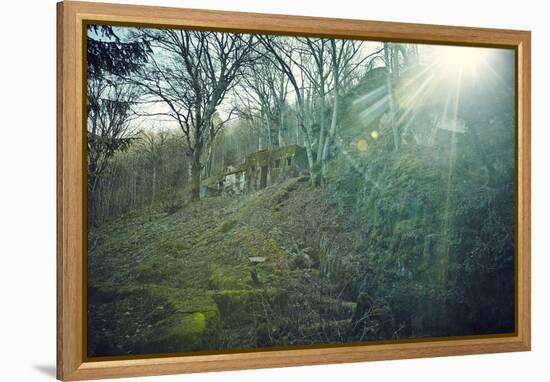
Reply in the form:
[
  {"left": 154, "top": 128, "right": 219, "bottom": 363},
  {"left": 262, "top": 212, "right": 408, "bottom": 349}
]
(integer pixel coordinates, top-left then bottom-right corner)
[
  {"left": 174, "top": 241, "right": 190, "bottom": 252},
  {"left": 87, "top": 283, "right": 223, "bottom": 355},
  {"left": 209, "top": 265, "right": 251, "bottom": 290},
  {"left": 119, "top": 285, "right": 219, "bottom": 353},
  {"left": 234, "top": 225, "right": 287, "bottom": 262},
  {"left": 165, "top": 312, "right": 206, "bottom": 339},
  {"left": 218, "top": 219, "right": 237, "bottom": 233},
  {"left": 150, "top": 309, "right": 219, "bottom": 352},
  {"left": 158, "top": 239, "right": 190, "bottom": 254}
]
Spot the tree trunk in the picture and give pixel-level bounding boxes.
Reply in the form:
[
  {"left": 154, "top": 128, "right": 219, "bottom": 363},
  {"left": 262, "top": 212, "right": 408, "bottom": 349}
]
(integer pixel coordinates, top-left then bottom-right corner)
[
  {"left": 384, "top": 44, "right": 400, "bottom": 151},
  {"left": 317, "top": 85, "right": 327, "bottom": 163},
  {"left": 190, "top": 148, "right": 202, "bottom": 201},
  {"left": 206, "top": 139, "right": 215, "bottom": 177},
  {"left": 299, "top": 118, "right": 317, "bottom": 185},
  {"left": 321, "top": 93, "right": 339, "bottom": 175},
  {"left": 278, "top": 109, "right": 285, "bottom": 147},
  {"left": 386, "top": 75, "right": 399, "bottom": 151},
  {"left": 151, "top": 166, "right": 157, "bottom": 207},
  {"left": 265, "top": 113, "right": 272, "bottom": 148},
  {"left": 295, "top": 116, "right": 300, "bottom": 145},
  {"left": 258, "top": 131, "right": 264, "bottom": 151},
  {"left": 303, "top": 131, "right": 315, "bottom": 177}
]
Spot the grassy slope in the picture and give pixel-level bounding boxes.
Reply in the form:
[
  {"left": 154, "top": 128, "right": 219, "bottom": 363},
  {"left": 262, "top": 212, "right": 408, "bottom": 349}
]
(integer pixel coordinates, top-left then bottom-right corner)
[{"left": 88, "top": 176, "right": 355, "bottom": 356}]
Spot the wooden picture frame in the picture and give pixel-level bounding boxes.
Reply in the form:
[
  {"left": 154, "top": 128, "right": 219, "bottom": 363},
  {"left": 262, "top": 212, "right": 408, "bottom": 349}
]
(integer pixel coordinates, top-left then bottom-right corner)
[{"left": 57, "top": 1, "right": 531, "bottom": 380}]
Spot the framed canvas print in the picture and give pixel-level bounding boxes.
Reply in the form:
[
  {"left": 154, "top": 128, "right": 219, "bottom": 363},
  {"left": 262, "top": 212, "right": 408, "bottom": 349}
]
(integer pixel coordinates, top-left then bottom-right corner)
[{"left": 57, "top": 1, "right": 531, "bottom": 380}]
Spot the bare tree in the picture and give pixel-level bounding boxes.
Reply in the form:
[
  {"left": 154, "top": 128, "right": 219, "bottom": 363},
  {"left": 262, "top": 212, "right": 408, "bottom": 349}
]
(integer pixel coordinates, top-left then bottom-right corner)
[
  {"left": 382, "top": 42, "right": 418, "bottom": 151},
  {"left": 296, "top": 38, "right": 332, "bottom": 165},
  {"left": 234, "top": 55, "right": 289, "bottom": 149},
  {"left": 260, "top": 35, "right": 373, "bottom": 183},
  {"left": 204, "top": 111, "right": 235, "bottom": 177},
  {"left": 129, "top": 29, "right": 255, "bottom": 200},
  {"left": 87, "top": 77, "right": 139, "bottom": 224},
  {"left": 258, "top": 35, "right": 317, "bottom": 180},
  {"left": 140, "top": 129, "right": 169, "bottom": 217},
  {"left": 233, "top": 93, "right": 266, "bottom": 150},
  {"left": 383, "top": 42, "right": 400, "bottom": 151},
  {"left": 321, "top": 40, "right": 378, "bottom": 173}
]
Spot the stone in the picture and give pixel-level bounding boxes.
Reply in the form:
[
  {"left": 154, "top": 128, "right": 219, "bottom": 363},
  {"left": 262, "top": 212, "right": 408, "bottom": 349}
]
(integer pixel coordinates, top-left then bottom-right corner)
[{"left": 248, "top": 256, "right": 266, "bottom": 263}]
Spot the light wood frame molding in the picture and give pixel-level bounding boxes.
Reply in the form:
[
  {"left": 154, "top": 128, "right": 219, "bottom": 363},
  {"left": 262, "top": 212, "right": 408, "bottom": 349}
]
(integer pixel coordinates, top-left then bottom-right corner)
[{"left": 57, "top": 1, "right": 531, "bottom": 380}]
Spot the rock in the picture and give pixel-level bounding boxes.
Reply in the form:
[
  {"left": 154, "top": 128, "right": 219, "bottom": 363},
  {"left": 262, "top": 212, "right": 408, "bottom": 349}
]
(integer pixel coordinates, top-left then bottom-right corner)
[
  {"left": 248, "top": 256, "right": 266, "bottom": 263},
  {"left": 290, "top": 252, "right": 312, "bottom": 270}
]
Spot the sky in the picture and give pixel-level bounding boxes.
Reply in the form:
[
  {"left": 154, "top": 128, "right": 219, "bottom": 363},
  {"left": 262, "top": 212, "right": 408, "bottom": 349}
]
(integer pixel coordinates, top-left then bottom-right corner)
[{"left": 88, "top": 24, "right": 514, "bottom": 135}]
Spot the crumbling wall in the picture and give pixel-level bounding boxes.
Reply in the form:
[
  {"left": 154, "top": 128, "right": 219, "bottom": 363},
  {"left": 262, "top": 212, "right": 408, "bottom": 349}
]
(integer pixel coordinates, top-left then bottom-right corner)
[
  {"left": 246, "top": 145, "right": 308, "bottom": 192},
  {"left": 200, "top": 145, "right": 308, "bottom": 198}
]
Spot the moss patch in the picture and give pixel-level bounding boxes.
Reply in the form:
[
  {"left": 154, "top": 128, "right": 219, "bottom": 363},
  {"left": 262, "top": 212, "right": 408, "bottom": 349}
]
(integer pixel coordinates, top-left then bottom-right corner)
[
  {"left": 87, "top": 284, "right": 220, "bottom": 356},
  {"left": 209, "top": 265, "right": 252, "bottom": 290},
  {"left": 218, "top": 219, "right": 238, "bottom": 233},
  {"left": 234, "top": 225, "right": 287, "bottom": 263},
  {"left": 151, "top": 310, "right": 219, "bottom": 353}
]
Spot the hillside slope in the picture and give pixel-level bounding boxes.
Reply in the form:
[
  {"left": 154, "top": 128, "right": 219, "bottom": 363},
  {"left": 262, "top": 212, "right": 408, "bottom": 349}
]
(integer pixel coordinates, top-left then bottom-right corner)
[
  {"left": 88, "top": 129, "right": 515, "bottom": 357},
  {"left": 88, "top": 176, "right": 358, "bottom": 356}
]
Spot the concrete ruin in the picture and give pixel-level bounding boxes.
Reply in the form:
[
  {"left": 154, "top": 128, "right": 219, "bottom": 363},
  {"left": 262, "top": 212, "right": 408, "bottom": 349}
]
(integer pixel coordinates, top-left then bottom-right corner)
[{"left": 200, "top": 144, "right": 309, "bottom": 198}]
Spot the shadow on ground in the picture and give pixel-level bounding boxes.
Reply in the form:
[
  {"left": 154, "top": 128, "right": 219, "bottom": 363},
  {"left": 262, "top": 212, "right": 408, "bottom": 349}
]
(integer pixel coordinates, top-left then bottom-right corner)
[{"left": 33, "top": 365, "right": 56, "bottom": 379}]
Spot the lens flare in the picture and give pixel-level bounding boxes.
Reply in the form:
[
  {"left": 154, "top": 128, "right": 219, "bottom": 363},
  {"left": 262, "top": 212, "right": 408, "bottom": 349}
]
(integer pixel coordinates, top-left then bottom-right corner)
[
  {"left": 356, "top": 139, "right": 369, "bottom": 152},
  {"left": 434, "top": 46, "right": 488, "bottom": 75}
]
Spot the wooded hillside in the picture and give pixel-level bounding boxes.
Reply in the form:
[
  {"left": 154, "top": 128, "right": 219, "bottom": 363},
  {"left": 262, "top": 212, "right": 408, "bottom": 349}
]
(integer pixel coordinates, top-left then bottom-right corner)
[{"left": 87, "top": 25, "right": 516, "bottom": 356}]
